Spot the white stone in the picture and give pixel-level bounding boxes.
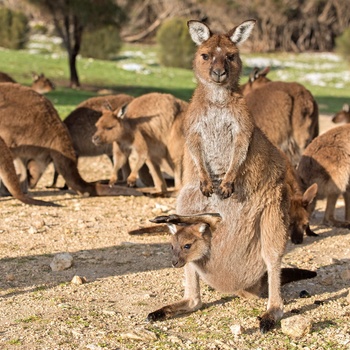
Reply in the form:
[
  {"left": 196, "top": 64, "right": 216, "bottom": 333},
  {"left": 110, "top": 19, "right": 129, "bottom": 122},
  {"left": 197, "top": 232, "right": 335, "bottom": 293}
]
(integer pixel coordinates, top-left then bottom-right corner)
[
  {"left": 50, "top": 252, "right": 73, "bottom": 271},
  {"left": 281, "top": 315, "right": 312, "bottom": 339}
]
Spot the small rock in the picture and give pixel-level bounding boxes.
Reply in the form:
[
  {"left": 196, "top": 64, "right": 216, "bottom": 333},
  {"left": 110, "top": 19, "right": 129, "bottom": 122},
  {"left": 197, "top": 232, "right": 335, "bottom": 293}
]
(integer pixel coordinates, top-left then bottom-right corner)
[
  {"left": 230, "top": 324, "right": 245, "bottom": 335},
  {"left": 28, "top": 226, "right": 37, "bottom": 234},
  {"left": 5, "top": 274, "right": 15, "bottom": 281},
  {"left": 281, "top": 315, "right": 312, "bottom": 339},
  {"left": 340, "top": 270, "right": 350, "bottom": 281},
  {"left": 71, "top": 275, "right": 87, "bottom": 285},
  {"left": 32, "top": 219, "right": 45, "bottom": 229},
  {"left": 320, "top": 275, "right": 334, "bottom": 286},
  {"left": 120, "top": 328, "right": 157, "bottom": 341},
  {"left": 50, "top": 252, "right": 73, "bottom": 271},
  {"left": 299, "top": 290, "right": 311, "bottom": 298}
]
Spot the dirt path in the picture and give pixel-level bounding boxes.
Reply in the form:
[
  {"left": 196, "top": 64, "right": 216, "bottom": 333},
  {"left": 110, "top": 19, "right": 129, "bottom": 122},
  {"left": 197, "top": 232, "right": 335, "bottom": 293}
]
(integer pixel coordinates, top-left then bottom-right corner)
[{"left": 0, "top": 115, "right": 350, "bottom": 349}]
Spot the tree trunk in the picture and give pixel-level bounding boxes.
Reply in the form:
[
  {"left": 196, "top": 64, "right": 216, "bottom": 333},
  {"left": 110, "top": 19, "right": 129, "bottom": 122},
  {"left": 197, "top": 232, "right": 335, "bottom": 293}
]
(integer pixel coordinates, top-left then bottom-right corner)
[{"left": 68, "top": 52, "right": 80, "bottom": 88}]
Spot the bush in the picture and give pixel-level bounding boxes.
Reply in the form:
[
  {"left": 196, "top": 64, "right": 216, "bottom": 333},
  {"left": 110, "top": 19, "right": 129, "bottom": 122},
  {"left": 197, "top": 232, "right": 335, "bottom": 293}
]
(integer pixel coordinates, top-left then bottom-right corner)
[
  {"left": 156, "top": 17, "right": 196, "bottom": 69},
  {"left": 80, "top": 26, "right": 123, "bottom": 60},
  {"left": 0, "top": 7, "right": 29, "bottom": 50},
  {"left": 336, "top": 27, "right": 350, "bottom": 62}
]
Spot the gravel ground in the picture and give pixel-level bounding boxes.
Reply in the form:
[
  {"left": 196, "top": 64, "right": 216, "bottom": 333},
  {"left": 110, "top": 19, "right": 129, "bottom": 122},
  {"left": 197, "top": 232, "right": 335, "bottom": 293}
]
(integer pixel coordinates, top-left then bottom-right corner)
[{"left": 1, "top": 115, "right": 350, "bottom": 350}]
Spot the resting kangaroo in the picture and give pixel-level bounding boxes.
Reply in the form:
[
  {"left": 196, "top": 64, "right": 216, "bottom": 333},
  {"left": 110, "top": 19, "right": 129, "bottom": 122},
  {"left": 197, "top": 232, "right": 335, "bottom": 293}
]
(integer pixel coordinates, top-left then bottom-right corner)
[
  {"left": 146, "top": 19, "right": 296, "bottom": 333},
  {"left": 0, "top": 136, "right": 57, "bottom": 206},
  {"left": 148, "top": 213, "right": 316, "bottom": 319},
  {"left": 297, "top": 124, "right": 350, "bottom": 228},
  {"left": 0, "top": 71, "right": 55, "bottom": 94},
  {"left": 332, "top": 103, "right": 350, "bottom": 124},
  {"left": 0, "top": 83, "right": 141, "bottom": 198},
  {"left": 93, "top": 92, "right": 187, "bottom": 192}
]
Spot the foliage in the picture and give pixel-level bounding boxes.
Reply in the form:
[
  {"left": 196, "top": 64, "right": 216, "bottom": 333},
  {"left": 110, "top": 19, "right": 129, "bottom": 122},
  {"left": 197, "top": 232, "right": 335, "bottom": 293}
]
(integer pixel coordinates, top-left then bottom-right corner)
[
  {"left": 156, "top": 17, "right": 196, "bottom": 69},
  {"left": 80, "top": 26, "right": 123, "bottom": 60},
  {"left": 335, "top": 27, "right": 350, "bottom": 62},
  {"left": 0, "top": 7, "right": 29, "bottom": 50}
]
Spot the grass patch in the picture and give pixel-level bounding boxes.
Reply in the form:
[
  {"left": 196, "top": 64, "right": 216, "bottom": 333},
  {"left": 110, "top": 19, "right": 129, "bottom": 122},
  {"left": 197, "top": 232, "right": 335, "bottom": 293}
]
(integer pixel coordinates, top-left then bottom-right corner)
[{"left": 0, "top": 42, "right": 349, "bottom": 119}]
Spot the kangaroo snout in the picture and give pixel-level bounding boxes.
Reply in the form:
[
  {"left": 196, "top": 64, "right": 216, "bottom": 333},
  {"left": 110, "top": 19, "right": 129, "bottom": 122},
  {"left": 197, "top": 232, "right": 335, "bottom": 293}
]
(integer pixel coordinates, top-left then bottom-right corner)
[
  {"left": 92, "top": 134, "right": 101, "bottom": 146},
  {"left": 211, "top": 68, "right": 227, "bottom": 83}
]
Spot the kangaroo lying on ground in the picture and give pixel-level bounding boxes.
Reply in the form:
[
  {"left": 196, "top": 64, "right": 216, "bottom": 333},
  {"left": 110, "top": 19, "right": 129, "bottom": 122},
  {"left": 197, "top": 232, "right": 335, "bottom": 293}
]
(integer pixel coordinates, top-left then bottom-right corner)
[
  {"left": 0, "top": 83, "right": 142, "bottom": 198},
  {"left": 50, "top": 94, "right": 152, "bottom": 188},
  {"left": 0, "top": 136, "right": 58, "bottom": 206},
  {"left": 148, "top": 213, "right": 316, "bottom": 319},
  {"left": 0, "top": 71, "right": 55, "bottom": 94},
  {"left": 145, "top": 19, "right": 295, "bottom": 333},
  {"left": 297, "top": 124, "right": 350, "bottom": 228},
  {"left": 241, "top": 67, "right": 319, "bottom": 164},
  {"left": 93, "top": 92, "right": 187, "bottom": 193},
  {"left": 332, "top": 103, "right": 350, "bottom": 124}
]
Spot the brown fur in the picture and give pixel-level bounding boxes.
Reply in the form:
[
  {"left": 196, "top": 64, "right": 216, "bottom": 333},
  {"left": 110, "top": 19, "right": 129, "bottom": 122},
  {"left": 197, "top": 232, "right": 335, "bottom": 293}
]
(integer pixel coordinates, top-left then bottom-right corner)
[
  {"left": 332, "top": 103, "right": 350, "bottom": 124},
  {"left": 241, "top": 67, "right": 319, "bottom": 165},
  {"left": 0, "top": 72, "right": 55, "bottom": 94},
  {"left": 0, "top": 136, "right": 58, "bottom": 206},
  {"left": 297, "top": 124, "right": 350, "bottom": 228},
  {"left": 240, "top": 66, "right": 271, "bottom": 95},
  {"left": 49, "top": 94, "right": 154, "bottom": 188},
  {"left": 0, "top": 83, "right": 142, "bottom": 197},
  {"left": 147, "top": 20, "right": 291, "bottom": 333},
  {"left": 93, "top": 92, "right": 187, "bottom": 192}
]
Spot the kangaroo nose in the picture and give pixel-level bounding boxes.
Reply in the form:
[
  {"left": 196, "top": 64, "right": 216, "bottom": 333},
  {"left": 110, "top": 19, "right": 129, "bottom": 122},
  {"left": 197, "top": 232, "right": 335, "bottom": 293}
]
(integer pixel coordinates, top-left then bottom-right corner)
[{"left": 211, "top": 69, "right": 227, "bottom": 83}]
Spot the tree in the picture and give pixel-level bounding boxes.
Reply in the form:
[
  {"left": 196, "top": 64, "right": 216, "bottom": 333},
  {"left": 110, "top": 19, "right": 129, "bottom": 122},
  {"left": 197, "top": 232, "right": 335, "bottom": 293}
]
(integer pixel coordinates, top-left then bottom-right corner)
[{"left": 28, "top": 0, "right": 125, "bottom": 87}]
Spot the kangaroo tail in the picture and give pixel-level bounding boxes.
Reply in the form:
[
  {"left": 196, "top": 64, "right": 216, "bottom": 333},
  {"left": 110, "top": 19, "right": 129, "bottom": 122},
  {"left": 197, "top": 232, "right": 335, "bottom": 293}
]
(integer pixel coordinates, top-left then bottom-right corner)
[{"left": 280, "top": 267, "right": 317, "bottom": 285}]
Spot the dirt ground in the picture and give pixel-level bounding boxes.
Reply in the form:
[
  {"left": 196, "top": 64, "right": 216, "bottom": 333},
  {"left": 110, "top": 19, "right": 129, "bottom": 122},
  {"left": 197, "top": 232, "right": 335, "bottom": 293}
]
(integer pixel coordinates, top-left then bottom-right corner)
[{"left": 0, "top": 115, "right": 350, "bottom": 350}]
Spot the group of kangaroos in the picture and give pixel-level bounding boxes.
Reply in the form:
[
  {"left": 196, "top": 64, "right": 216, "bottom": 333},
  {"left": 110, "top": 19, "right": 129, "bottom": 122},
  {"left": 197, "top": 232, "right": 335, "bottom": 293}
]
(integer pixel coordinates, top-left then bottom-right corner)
[{"left": 1, "top": 19, "right": 349, "bottom": 332}]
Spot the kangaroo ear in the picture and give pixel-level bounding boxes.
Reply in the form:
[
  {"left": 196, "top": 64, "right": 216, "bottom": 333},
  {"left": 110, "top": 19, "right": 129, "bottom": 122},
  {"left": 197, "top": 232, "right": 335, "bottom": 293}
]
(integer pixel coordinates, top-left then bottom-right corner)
[
  {"left": 229, "top": 19, "right": 256, "bottom": 45},
  {"left": 260, "top": 66, "right": 270, "bottom": 76},
  {"left": 343, "top": 103, "right": 350, "bottom": 112},
  {"left": 116, "top": 104, "right": 128, "bottom": 119},
  {"left": 188, "top": 20, "right": 211, "bottom": 45},
  {"left": 302, "top": 183, "right": 318, "bottom": 207},
  {"left": 102, "top": 100, "right": 113, "bottom": 111},
  {"left": 167, "top": 224, "right": 177, "bottom": 235}
]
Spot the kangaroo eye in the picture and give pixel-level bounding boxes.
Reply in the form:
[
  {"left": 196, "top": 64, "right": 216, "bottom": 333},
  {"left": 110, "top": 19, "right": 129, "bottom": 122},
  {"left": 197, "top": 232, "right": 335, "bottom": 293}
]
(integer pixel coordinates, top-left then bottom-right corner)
[
  {"left": 184, "top": 244, "right": 192, "bottom": 250},
  {"left": 227, "top": 54, "right": 235, "bottom": 61},
  {"left": 201, "top": 54, "right": 209, "bottom": 61},
  {"left": 105, "top": 126, "right": 114, "bottom": 131}
]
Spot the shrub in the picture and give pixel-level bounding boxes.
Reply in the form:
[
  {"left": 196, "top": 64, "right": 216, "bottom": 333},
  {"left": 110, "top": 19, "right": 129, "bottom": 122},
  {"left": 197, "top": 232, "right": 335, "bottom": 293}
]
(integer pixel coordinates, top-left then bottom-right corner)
[
  {"left": 80, "top": 25, "right": 123, "bottom": 60},
  {"left": 156, "top": 17, "right": 196, "bottom": 69},
  {"left": 0, "top": 7, "right": 29, "bottom": 50},
  {"left": 336, "top": 27, "right": 350, "bottom": 62}
]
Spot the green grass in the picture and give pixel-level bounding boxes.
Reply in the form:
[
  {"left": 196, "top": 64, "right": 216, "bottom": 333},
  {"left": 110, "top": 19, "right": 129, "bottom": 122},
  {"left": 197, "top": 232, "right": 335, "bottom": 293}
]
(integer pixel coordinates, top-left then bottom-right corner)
[{"left": 1, "top": 41, "right": 349, "bottom": 118}]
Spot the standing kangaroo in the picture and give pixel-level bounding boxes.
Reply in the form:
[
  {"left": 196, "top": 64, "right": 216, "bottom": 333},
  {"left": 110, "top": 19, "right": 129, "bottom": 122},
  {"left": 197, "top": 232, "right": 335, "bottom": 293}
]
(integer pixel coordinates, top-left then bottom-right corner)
[
  {"left": 297, "top": 124, "right": 350, "bottom": 228},
  {"left": 147, "top": 20, "right": 294, "bottom": 333},
  {"left": 332, "top": 103, "right": 350, "bottom": 124}
]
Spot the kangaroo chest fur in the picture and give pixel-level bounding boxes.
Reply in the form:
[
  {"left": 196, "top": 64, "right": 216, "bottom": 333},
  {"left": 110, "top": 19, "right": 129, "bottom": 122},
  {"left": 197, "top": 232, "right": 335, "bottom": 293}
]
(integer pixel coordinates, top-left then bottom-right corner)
[{"left": 190, "top": 106, "right": 240, "bottom": 178}]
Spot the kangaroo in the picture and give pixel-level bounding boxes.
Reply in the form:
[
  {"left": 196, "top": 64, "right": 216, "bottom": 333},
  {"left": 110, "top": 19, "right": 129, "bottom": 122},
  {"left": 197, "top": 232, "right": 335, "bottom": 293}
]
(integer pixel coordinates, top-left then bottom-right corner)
[
  {"left": 147, "top": 213, "right": 316, "bottom": 320},
  {"left": 0, "top": 71, "right": 55, "bottom": 94},
  {"left": 241, "top": 66, "right": 319, "bottom": 163},
  {"left": 93, "top": 92, "right": 187, "bottom": 193},
  {"left": 240, "top": 66, "right": 271, "bottom": 95},
  {"left": 49, "top": 94, "right": 153, "bottom": 188},
  {"left": 297, "top": 124, "right": 350, "bottom": 228},
  {"left": 332, "top": 103, "right": 350, "bottom": 124},
  {"left": 0, "top": 136, "right": 58, "bottom": 206},
  {"left": 0, "top": 83, "right": 142, "bottom": 198},
  {"left": 145, "top": 19, "right": 294, "bottom": 333}
]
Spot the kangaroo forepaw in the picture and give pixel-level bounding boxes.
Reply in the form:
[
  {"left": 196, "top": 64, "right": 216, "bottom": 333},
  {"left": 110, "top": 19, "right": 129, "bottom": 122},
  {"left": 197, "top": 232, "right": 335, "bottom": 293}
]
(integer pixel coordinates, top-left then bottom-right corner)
[
  {"left": 147, "top": 309, "right": 167, "bottom": 322},
  {"left": 305, "top": 224, "right": 318, "bottom": 237},
  {"left": 258, "top": 313, "right": 276, "bottom": 333},
  {"left": 200, "top": 180, "right": 214, "bottom": 197},
  {"left": 218, "top": 181, "right": 234, "bottom": 199}
]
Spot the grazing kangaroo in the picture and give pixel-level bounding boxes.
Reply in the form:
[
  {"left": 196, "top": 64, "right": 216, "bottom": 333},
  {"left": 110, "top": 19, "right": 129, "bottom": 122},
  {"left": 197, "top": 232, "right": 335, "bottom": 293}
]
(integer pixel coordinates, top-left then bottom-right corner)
[
  {"left": 0, "top": 136, "right": 58, "bottom": 206},
  {"left": 240, "top": 66, "right": 271, "bottom": 95},
  {"left": 146, "top": 19, "right": 295, "bottom": 333},
  {"left": 332, "top": 103, "right": 350, "bottom": 124},
  {"left": 0, "top": 83, "right": 141, "bottom": 198},
  {"left": 297, "top": 124, "right": 350, "bottom": 228},
  {"left": 93, "top": 92, "right": 187, "bottom": 192},
  {"left": 0, "top": 71, "right": 55, "bottom": 94},
  {"left": 148, "top": 213, "right": 316, "bottom": 320}
]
